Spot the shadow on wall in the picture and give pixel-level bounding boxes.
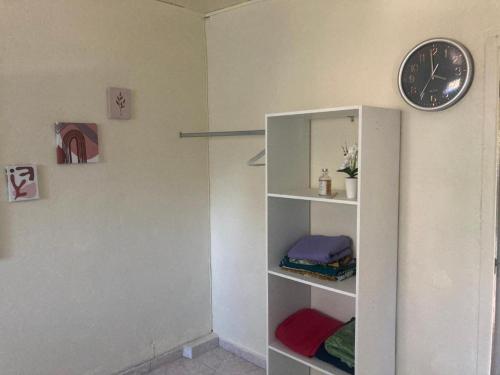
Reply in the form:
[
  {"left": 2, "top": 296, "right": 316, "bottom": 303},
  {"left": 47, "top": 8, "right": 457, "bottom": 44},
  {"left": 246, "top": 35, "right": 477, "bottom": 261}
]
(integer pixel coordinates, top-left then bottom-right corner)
[
  {"left": 0, "top": 117, "right": 106, "bottom": 260},
  {"left": 0, "top": 180, "right": 12, "bottom": 259},
  {"left": 0, "top": 164, "right": 52, "bottom": 259}
]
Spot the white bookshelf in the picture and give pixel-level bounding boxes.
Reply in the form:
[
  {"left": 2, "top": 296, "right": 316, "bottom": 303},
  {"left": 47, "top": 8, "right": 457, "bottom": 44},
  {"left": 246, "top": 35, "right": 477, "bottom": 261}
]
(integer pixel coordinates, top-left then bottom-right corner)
[
  {"left": 268, "top": 189, "right": 357, "bottom": 205},
  {"left": 266, "top": 106, "right": 400, "bottom": 375},
  {"left": 268, "top": 267, "right": 356, "bottom": 297},
  {"left": 269, "top": 340, "right": 352, "bottom": 375}
]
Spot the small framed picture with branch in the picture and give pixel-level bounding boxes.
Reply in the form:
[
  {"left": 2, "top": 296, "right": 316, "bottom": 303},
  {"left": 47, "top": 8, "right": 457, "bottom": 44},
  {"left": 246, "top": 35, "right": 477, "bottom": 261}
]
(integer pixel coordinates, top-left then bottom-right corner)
[{"left": 107, "top": 87, "right": 131, "bottom": 120}]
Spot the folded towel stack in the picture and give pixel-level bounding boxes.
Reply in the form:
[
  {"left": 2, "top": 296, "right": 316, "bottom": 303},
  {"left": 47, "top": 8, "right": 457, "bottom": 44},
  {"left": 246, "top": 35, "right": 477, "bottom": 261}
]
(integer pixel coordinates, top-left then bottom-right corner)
[
  {"left": 275, "top": 308, "right": 343, "bottom": 357},
  {"left": 279, "top": 235, "right": 356, "bottom": 281},
  {"left": 275, "top": 309, "right": 355, "bottom": 374},
  {"left": 316, "top": 318, "right": 356, "bottom": 374}
]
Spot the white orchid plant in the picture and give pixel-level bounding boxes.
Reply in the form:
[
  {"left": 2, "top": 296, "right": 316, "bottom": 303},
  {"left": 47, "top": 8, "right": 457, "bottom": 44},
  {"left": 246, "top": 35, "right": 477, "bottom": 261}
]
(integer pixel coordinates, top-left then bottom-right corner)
[{"left": 337, "top": 143, "right": 358, "bottom": 178}]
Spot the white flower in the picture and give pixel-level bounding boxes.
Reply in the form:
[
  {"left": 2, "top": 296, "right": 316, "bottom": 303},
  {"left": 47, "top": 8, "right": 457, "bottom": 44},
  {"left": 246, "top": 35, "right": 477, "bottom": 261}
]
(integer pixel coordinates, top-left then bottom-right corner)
[
  {"left": 347, "top": 145, "right": 357, "bottom": 158},
  {"left": 338, "top": 143, "right": 358, "bottom": 176}
]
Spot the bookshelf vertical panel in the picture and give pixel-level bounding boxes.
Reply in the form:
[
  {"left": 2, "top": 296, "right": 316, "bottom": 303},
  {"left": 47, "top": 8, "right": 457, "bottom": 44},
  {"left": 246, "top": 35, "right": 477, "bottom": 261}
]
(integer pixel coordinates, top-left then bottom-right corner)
[{"left": 356, "top": 107, "right": 400, "bottom": 375}]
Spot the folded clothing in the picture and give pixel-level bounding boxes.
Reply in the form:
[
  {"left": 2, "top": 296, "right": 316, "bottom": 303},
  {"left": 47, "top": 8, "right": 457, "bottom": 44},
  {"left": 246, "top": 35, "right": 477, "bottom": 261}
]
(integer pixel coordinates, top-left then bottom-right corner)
[
  {"left": 325, "top": 318, "right": 355, "bottom": 368},
  {"left": 287, "top": 235, "right": 352, "bottom": 264},
  {"left": 315, "top": 343, "right": 354, "bottom": 375},
  {"left": 280, "top": 266, "right": 356, "bottom": 282},
  {"left": 287, "top": 254, "right": 354, "bottom": 270},
  {"left": 280, "top": 255, "right": 356, "bottom": 281},
  {"left": 288, "top": 248, "right": 352, "bottom": 267},
  {"left": 275, "top": 308, "right": 343, "bottom": 357}
]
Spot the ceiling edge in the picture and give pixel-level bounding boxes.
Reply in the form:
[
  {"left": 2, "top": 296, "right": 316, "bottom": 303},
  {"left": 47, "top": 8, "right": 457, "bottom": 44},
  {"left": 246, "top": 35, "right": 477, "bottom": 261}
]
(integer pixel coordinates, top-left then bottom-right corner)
[{"left": 204, "top": 0, "right": 265, "bottom": 18}]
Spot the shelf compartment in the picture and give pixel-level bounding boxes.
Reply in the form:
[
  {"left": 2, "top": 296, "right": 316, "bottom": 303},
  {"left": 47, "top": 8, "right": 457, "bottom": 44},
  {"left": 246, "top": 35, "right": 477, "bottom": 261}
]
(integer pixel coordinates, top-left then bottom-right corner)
[
  {"left": 268, "top": 267, "right": 356, "bottom": 298},
  {"left": 269, "top": 340, "right": 352, "bottom": 375},
  {"left": 268, "top": 189, "right": 357, "bottom": 205},
  {"left": 267, "top": 274, "right": 356, "bottom": 346}
]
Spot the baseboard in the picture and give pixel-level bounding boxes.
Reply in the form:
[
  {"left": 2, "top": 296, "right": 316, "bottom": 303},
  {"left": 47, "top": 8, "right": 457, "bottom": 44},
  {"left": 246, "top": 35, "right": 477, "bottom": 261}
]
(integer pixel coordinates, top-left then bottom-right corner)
[
  {"left": 115, "top": 344, "right": 183, "bottom": 375},
  {"left": 115, "top": 333, "right": 266, "bottom": 374},
  {"left": 115, "top": 333, "right": 216, "bottom": 375},
  {"left": 182, "top": 332, "right": 219, "bottom": 359},
  {"left": 219, "top": 338, "right": 266, "bottom": 369}
]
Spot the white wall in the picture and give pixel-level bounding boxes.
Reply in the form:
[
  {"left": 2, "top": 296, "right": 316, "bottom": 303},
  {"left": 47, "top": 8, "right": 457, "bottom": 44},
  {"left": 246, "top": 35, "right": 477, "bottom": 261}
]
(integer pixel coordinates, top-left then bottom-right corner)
[
  {"left": 206, "top": 0, "right": 500, "bottom": 374},
  {"left": 166, "top": 0, "right": 250, "bottom": 14},
  {"left": 0, "top": 1, "right": 211, "bottom": 374}
]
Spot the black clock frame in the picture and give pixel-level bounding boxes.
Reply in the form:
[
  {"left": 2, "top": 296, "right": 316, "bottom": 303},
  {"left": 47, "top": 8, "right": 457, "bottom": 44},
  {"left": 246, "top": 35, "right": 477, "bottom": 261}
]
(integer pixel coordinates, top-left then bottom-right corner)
[{"left": 398, "top": 38, "right": 474, "bottom": 111}]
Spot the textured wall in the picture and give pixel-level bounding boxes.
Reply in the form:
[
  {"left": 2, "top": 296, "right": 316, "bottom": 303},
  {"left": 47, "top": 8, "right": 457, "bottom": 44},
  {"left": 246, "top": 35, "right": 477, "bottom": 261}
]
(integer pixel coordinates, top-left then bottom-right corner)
[
  {"left": 206, "top": 1, "right": 500, "bottom": 374},
  {"left": 161, "top": 0, "right": 250, "bottom": 14},
  {"left": 0, "top": 1, "right": 211, "bottom": 374}
]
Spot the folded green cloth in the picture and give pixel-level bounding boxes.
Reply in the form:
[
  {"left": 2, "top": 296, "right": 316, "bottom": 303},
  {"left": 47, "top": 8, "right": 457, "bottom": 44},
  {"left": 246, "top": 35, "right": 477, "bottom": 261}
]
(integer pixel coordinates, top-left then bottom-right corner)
[
  {"left": 279, "top": 256, "right": 356, "bottom": 281},
  {"left": 288, "top": 256, "right": 352, "bottom": 267},
  {"left": 325, "top": 318, "right": 355, "bottom": 368}
]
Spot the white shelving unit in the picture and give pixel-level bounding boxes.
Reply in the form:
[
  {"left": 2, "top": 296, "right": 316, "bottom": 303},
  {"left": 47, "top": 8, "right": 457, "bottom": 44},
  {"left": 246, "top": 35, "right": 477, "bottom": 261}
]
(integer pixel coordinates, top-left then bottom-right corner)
[
  {"left": 268, "top": 189, "right": 357, "bottom": 205},
  {"left": 266, "top": 106, "right": 400, "bottom": 375}
]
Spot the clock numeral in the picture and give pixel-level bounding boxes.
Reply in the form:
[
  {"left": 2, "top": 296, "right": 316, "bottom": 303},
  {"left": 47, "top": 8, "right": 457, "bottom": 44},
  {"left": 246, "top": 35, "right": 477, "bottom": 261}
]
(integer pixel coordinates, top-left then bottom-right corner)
[
  {"left": 454, "top": 66, "right": 463, "bottom": 76},
  {"left": 451, "top": 54, "right": 463, "bottom": 65},
  {"left": 431, "top": 46, "right": 438, "bottom": 56},
  {"left": 410, "top": 86, "right": 418, "bottom": 96},
  {"left": 410, "top": 64, "right": 419, "bottom": 73},
  {"left": 444, "top": 48, "right": 448, "bottom": 58},
  {"left": 430, "top": 95, "right": 438, "bottom": 106},
  {"left": 419, "top": 52, "right": 426, "bottom": 63},
  {"left": 408, "top": 74, "right": 416, "bottom": 83}
]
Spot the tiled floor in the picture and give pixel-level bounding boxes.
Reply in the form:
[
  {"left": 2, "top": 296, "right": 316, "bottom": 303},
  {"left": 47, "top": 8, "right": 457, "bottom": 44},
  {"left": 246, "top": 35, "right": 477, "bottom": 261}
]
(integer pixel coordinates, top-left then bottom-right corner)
[{"left": 148, "top": 347, "right": 266, "bottom": 375}]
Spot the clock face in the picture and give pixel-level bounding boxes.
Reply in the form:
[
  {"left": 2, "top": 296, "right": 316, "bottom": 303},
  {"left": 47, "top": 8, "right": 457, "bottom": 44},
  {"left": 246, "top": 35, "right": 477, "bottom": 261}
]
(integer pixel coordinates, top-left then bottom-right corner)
[{"left": 398, "top": 38, "right": 473, "bottom": 111}]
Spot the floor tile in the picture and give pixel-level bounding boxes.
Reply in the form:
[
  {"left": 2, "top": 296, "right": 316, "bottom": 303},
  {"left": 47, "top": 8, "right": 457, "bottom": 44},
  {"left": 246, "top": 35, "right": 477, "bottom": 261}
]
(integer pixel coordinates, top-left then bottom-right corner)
[
  {"left": 146, "top": 347, "right": 264, "bottom": 375},
  {"left": 245, "top": 370, "right": 266, "bottom": 375},
  {"left": 164, "top": 358, "right": 214, "bottom": 375},
  {"left": 213, "top": 356, "right": 261, "bottom": 374},
  {"left": 196, "top": 348, "right": 237, "bottom": 370}
]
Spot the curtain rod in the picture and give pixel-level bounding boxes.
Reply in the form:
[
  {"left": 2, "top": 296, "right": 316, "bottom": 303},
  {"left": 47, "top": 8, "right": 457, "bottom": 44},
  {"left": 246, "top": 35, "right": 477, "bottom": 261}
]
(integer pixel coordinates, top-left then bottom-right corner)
[{"left": 179, "top": 130, "right": 265, "bottom": 138}]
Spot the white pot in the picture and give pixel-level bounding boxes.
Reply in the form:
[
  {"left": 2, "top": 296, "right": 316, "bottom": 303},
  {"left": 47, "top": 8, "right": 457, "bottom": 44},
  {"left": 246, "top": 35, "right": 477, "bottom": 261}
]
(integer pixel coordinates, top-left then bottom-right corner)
[{"left": 345, "top": 178, "right": 358, "bottom": 199}]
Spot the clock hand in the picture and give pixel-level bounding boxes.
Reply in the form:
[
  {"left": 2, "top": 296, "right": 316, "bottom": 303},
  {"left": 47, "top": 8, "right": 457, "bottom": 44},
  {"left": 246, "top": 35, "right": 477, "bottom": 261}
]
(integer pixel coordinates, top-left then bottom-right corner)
[
  {"left": 420, "top": 80, "right": 431, "bottom": 100},
  {"left": 430, "top": 50, "right": 434, "bottom": 76},
  {"left": 420, "top": 63, "right": 440, "bottom": 100},
  {"left": 432, "top": 62, "right": 439, "bottom": 76},
  {"left": 433, "top": 74, "right": 447, "bottom": 80}
]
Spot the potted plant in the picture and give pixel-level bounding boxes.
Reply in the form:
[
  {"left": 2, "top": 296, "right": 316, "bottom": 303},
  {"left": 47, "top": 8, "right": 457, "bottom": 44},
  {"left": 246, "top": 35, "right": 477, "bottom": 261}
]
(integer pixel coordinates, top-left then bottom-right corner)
[{"left": 337, "top": 143, "right": 358, "bottom": 199}]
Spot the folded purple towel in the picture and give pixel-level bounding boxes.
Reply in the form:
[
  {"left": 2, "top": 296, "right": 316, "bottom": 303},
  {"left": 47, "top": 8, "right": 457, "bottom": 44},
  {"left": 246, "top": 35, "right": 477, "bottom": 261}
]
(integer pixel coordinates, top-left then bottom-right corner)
[{"left": 287, "top": 235, "right": 352, "bottom": 264}]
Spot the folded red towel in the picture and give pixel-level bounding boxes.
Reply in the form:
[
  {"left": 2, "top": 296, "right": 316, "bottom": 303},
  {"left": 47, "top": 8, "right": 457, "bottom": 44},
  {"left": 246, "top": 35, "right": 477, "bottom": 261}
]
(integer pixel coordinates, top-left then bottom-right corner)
[{"left": 275, "top": 308, "right": 343, "bottom": 357}]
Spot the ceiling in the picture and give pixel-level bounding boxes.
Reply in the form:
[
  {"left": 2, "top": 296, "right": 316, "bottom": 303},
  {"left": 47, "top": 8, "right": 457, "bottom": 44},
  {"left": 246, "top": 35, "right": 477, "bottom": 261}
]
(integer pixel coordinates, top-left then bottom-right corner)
[{"left": 158, "top": 0, "right": 252, "bottom": 14}]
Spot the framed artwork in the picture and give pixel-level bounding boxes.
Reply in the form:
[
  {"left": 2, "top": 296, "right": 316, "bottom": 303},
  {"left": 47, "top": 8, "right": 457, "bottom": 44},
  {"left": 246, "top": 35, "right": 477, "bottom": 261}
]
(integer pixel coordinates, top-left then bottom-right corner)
[
  {"left": 5, "top": 164, "right": 39, "bottom": 202},
  {"left": 55, "top": 123, "right": 99, "bottom": 164},
  {"left": 107, "top": 87, "right": 131, "bottom": 120}
]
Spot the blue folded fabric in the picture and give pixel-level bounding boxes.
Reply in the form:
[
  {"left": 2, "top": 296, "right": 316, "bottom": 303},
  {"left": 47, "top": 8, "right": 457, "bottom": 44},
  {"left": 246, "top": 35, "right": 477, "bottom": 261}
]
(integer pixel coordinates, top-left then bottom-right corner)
[
  {"left": 315, "top": 343, "right": 354, "bottom": 374},
  {"left": 287, "top": 235, "right": 352, "bottom": 264}
]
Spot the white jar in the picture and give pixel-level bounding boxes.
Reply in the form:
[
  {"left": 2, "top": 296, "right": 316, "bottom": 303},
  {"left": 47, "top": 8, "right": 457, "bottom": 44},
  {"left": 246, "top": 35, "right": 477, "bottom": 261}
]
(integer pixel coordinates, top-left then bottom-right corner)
[{"left": 345, "top": 177, "right": 358, "bottom": 199}]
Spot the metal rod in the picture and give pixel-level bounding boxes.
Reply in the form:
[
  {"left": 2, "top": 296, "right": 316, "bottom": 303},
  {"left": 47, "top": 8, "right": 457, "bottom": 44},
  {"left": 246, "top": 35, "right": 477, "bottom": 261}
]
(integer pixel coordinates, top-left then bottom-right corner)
[{"left": 180, "top": 130, "right": 265, "bottom": 138}]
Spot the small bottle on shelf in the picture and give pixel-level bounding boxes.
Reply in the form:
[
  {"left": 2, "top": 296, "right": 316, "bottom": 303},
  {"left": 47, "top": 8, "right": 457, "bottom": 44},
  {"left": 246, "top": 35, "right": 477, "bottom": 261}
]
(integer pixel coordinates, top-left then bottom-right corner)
[{"left": 318, "top": 168, "right": 332, "bottom": 196}]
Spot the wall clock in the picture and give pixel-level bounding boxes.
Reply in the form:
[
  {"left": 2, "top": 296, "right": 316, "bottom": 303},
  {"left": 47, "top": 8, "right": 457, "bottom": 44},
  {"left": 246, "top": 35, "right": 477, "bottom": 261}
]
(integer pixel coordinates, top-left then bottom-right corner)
[{"left": 398, "top": 38, "right": 473, "bottom": 111}]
